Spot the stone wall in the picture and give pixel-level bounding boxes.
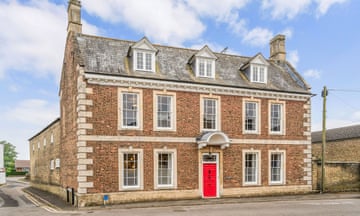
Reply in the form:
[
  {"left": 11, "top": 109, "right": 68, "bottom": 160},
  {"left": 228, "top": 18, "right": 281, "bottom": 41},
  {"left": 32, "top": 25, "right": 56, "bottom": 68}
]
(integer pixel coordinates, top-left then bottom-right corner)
[
  {"left": 312, "top": 138, "right": 360, "bottom": 191},
  {"left": 29, "top": 119, "right": 61, "bottom": 185},
  {"left": 312, "top": 161, "right": 360, "bottom": 192}
]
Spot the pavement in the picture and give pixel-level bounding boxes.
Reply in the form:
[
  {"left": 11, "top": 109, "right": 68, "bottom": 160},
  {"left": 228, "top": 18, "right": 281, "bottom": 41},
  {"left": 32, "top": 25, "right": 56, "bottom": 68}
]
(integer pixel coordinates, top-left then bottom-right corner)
[{"left": 22, "top": 186, "right": 360, "bottom": 212}]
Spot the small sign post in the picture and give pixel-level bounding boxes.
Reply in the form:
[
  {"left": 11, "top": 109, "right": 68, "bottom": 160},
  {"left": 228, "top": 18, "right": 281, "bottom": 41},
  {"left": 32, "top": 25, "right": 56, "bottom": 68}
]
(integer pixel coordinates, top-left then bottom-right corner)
[{"left": 103, "top": 194, "right": 109, "bottom": 206}]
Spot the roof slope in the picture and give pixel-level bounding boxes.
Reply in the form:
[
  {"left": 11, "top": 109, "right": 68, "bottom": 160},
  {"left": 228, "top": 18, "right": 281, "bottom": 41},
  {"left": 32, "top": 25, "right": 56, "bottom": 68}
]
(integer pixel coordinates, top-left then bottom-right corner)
[
  {"left": 75, "top": 34, "right": 310, "bottom": 94},
  {"left": 312, "top": 125, "right": 360, "bottom": 143},
  {"left": 15, "top": 160, "right": 30, "bottom": 168}
]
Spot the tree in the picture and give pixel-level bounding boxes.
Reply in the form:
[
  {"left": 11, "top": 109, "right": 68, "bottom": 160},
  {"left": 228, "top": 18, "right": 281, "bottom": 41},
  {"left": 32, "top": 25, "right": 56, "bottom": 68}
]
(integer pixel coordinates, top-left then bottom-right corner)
[{"left": 0, "top": 140, "right": 18, "bottom": 174}]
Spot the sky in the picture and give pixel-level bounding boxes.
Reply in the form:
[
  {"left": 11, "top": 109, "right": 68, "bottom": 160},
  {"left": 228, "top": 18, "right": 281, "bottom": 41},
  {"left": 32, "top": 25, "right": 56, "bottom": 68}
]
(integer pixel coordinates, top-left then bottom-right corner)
[{"left": 1, "top": 0, "right": 359, "bottom": 160}]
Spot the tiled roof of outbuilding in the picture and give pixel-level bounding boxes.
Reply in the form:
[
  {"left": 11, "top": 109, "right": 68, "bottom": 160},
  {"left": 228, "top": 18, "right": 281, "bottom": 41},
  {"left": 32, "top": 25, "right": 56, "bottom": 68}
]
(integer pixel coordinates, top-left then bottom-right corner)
[
  {"left": 75, "top": 34, "right": 311, "bottom": 94},
  {"left": 312, "top": 125, "right": 360, "bottom": 143}
]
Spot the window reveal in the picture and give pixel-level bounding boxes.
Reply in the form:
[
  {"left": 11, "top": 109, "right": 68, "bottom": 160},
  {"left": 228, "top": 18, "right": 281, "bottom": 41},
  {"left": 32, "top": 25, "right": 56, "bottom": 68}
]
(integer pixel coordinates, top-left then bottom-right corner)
[
  {"left": 123, "top": 153, "right": 138, "bottom": 187},
  {"left": 122, "top": 93, "right": 138, "bottom": 127}
]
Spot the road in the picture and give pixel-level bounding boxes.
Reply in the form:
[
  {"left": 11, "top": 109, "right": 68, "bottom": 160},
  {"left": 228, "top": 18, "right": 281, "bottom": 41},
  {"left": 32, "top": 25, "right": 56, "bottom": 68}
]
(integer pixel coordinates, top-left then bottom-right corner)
[{"left": 1, "top": 177, "right": 359, "bottom": 216}]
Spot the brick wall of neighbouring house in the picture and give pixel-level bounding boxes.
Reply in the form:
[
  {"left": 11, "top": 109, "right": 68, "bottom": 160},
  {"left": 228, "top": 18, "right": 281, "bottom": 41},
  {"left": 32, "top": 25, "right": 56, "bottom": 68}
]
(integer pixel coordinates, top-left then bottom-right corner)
[{"left": 29, "top": 119, "right": 61, "bottom": 185}]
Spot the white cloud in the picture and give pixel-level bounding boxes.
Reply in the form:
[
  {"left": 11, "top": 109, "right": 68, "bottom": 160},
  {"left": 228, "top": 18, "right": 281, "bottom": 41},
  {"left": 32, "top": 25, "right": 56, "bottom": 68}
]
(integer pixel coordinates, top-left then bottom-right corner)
[
  {"left": 261, "top": 0, "right": 348, "bottom": 20},
  {"left": 280, "top": 28, "right": 293, "bottom": 39},
  {"left": 0, "top": 0, "right": 99, "bottom": 79},
  {"left": 5, "top": 99, "right": 58, "bottom": 125},
  {"left": 242, "top": 27, "right": 274, "bottom": 47},
  {"left": 316, "top": 0, "right": 348, "bottom": 17},
  {"left": 287, "top": 50, "right": 299, "bottom": 68},
  {"left": 82, "top": 0, "right": 205, "bottom": 45},
  {"left": 261, "top": 0, "right": 312, "bottom": 20},
  {"left": 304, "top": 69, "right": 321, "bottom": 79},
  {"left": 353, "top": 111, "right": 360, "bottom": 120},
  {"left": 185, "top": 0, "right": 249, "bottom": 21}
]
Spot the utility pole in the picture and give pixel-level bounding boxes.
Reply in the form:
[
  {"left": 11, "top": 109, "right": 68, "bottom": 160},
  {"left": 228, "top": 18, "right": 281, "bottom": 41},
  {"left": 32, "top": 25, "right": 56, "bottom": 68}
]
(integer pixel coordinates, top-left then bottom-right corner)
[{"left": 320, "top": 86, "right": 328, "bottom": 193}]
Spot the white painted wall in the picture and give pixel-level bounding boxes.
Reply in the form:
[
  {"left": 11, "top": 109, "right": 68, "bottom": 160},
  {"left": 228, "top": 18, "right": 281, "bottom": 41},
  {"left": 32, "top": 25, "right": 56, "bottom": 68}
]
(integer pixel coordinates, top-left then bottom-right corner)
[{"left": 0, "top": 143, "right": 5, "bottom": 184}]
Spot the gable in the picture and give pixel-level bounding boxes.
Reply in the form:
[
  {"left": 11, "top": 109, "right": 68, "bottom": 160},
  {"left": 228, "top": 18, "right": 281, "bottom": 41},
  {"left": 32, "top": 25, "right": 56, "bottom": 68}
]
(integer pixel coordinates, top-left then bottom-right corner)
[
  {"left": 195, "top": 45, "right": 217, "bottom": 59},
  {"left": 130, "top": 37, "right": 157, "bottom": 53}
]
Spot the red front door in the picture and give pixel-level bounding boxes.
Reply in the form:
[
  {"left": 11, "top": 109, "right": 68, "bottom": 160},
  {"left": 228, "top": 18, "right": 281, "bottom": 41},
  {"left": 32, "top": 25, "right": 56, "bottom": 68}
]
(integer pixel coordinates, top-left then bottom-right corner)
[{"left": 203, "top": 163, "right": 217, "bottom": 197}]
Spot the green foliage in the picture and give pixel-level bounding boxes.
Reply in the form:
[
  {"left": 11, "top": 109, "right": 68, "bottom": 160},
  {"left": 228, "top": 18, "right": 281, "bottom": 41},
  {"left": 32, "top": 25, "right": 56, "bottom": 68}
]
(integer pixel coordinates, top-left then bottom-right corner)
[
  {"left": 1, "top": 140, "right": 18, "bottom": 174},
  {"left": 6, "top": 171, "right": 27, "bottom": 177}
]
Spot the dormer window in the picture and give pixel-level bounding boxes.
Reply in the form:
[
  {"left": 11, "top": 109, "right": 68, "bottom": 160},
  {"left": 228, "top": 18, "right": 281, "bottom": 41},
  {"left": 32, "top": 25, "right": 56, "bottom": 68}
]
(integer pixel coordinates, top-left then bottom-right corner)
[
  {"left": 135, "top": 51, "right": 154, "bottom": 71},
  {"left": 251, "top": 64, "right": 267, "bottom": 83},
  {"left": 241, "top": 53, "right": 269, "bottom": 84},
  {"left": 190, "top": 45, "right": 217, "bottom": 79},
  {"left": 197, "top": 58, "right": 215, "bottom": 78},
  {"left": 130, "top": 37, "right": 157, "bottom": 73}
]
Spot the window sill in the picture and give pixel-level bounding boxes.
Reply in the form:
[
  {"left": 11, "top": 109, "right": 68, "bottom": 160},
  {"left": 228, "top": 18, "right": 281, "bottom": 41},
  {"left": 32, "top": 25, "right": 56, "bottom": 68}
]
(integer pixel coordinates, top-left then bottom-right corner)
[{"left": 154, "top": 186, "right": 177, "bottom": 190}]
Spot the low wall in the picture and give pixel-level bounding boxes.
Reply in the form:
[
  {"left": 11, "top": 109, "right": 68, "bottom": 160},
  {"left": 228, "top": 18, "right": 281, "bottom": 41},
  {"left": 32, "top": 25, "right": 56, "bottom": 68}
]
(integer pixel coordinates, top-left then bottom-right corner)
[{"left": 312, "top": 161, "right": 360, "bottom": 192}]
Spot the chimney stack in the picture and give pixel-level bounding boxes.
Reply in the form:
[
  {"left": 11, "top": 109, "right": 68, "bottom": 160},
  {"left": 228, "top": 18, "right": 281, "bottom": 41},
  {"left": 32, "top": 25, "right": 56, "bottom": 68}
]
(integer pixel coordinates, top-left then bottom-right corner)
[
  {"left": 67, "top": 0, "right": 82, "bottom": 34},
  {"left": 270, "top": 34, "right": 286, "bottom": 62}
]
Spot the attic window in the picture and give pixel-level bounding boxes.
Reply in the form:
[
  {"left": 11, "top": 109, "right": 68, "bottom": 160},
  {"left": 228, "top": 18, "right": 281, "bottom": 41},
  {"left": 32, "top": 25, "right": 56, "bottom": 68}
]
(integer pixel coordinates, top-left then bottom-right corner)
[
  {"left": 131, "top": 37, "right": 157, "bottom": 73},
  {"left": 191, "top": 45, "right": 217, "bottom": 79},
  {"left": 197, "top": 58, "right": 215, "bottom": 78},
  {"left": 135, "top": 50, "right": 155, "bottom": 72},
  {"left": 251, "top": 64, "right": 267, "bottom": 83}
]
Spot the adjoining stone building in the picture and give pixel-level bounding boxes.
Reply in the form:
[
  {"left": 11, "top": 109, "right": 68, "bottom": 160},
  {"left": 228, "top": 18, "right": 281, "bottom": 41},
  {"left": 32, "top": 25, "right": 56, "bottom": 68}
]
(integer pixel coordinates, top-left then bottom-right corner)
[
  {"left": 29, "top": 0, "right": 313, "bottom": 207},
  {"left": 312, "top": 125, "right": 360, "bottom": 192},
  {"left": 29, "top": 118, "right": 61, "bottom": 190}
]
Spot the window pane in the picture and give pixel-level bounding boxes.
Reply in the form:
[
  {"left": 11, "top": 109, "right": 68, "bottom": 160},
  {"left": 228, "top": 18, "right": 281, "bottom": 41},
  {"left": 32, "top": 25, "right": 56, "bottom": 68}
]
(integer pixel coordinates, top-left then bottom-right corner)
[
  {"left": 158, "top": 153, "right": 172, "bottom": 185},
  {"left": 252, "top": 66, "right": 258, "bottom": 81},
  {"left": 157, "top": 95, "right": 172, "bottom": 128},
  {"left": 145, "top": 53, "right": 152, "bottom": 71},
  {"left": 136, "top": 52, "right": 143, "bottom": 70},
  {"left": 271, "top": 153, "right": 282, "bottom": 182},
  {"left": 206, "top": 60, "right": 212, "bottom": 77},
  {"left": 259, "top": 67, "right": 265, "bottom": 82},
  {"left": 271, "top": 104, "right": 282, "bottom": 132},
  {"left": 203, "top": 99, "right": 216, "bottom": 129},
  {"left": 123, "top": 153, "right": 138, "bottom": 186},
  {"left": 245, "top": 102, "right": 257, "bottom": 131},
  {"left": 199, "top": 59, "right": 205, "bottom": 76},
  {"left": 245, "top": 153, "right": 257, "bottom": 183},
  {"left": 122, "top": 93, "right": 138, "bottom": 127}
]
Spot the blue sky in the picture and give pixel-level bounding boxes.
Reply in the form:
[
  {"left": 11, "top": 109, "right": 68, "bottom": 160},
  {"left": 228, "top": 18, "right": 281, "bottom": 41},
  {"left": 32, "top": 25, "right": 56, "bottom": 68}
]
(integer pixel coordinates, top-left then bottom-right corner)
[{"left": 0, "top": 0, "right": 359, "bottom": 160}]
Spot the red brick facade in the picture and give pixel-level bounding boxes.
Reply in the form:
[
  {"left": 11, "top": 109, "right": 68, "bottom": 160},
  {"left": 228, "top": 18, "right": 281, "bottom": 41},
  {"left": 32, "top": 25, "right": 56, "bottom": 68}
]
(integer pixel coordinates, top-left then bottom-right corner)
[{"left": 29, "top": 1, "right": 312, "bottom": 207}]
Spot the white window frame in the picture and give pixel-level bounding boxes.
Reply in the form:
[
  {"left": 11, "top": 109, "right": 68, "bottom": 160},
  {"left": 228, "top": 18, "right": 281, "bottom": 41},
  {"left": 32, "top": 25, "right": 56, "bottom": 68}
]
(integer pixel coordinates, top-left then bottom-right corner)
[
  {"left": 55, "top": 158, "right": 60, "bottom": 168},
  {"left": 154, "top": 149, "right": 177, "bottom": 189},
  {"left": 43, "top": 137, "right": 47, "bottom": 147},
  {"left": 269, "top": 101, "right": 286, "bottom": 135},
  {"left": 196, "top": 57, "right": 215, "bottom": 78},
  {"left": 153, "top": 91, "right": 176, "bottom": 131},
  {"left": 200, "top": 95, "right": 221, "bottom": 132},
  {"left": 243, "top": 150, "right": 261, "bottom": 186},
  {"left": 250, "top": 64, "right": 267, "bottom": 83},
  {"left": 269, "top": 150, "right": 286, "bottom": 185},
  {"left": 37, "top": 142, "right": 40, "bottom": 149},
  {"left": 134, "top": 50, "right": 155, "bottom": 72},
  {"left": 118, "top": 148, "right": 144, "bottom": 191},
  {"left": 243, "top": 99, "right": 261, "bottom": 134},
  {"left": 118, "top": 88, "right": 143, "bottom": 130}
]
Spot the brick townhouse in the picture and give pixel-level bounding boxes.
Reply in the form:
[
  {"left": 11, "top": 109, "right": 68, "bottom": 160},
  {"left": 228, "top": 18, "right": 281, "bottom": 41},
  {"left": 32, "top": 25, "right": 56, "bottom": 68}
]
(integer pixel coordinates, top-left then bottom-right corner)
[{"left": 29, "top": 0, "right": 312, "bottom": 207}]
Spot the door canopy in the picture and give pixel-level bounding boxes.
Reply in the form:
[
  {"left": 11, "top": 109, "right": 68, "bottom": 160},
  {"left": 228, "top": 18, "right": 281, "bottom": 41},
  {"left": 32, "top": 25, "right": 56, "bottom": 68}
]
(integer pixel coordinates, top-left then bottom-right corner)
[{"left": 197, "top": 131, "right": 230, "bottom": 149}]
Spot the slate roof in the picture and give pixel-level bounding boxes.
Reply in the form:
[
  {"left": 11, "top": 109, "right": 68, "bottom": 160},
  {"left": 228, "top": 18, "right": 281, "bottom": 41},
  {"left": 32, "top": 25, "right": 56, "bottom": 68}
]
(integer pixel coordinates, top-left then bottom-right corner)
[
  {"left": 15, "top": 160, "right": 30, "bottom": 168},
  {"left": 75, "top": 34, "right": 311, "bottom": 94},
  {"left": 312, "top": 125, "right": 360, "bottom": 143}
]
